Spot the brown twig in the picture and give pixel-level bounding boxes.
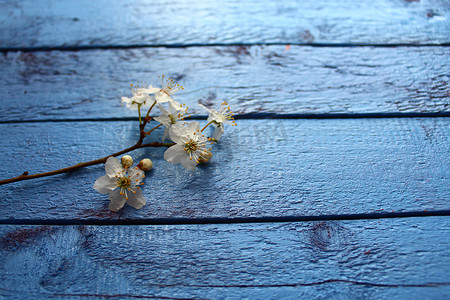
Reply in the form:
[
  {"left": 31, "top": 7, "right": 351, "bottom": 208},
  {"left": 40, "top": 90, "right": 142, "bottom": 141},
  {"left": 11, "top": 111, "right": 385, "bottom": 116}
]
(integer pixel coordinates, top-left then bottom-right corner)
[
  {"left": 0, "top": 138, "right": 174, "bottom": 186},
  {"left": 0, "top": 99, "right": 178, "bottom": 186},
  {"left": 145, "top": 123, "right": 163, "bottom": 136}
]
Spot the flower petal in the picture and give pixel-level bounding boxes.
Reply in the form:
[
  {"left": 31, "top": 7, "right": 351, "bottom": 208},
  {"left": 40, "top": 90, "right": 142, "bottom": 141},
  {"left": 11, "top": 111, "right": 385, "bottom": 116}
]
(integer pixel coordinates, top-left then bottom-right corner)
[
  {"left": 213, "top": 125, "right": 224, "bottom": 141},
  {"left": 181, "top": 157, "right": 198, "bottom": 170},
  {"left": 168, "top": 99, "right": 182, "bottom": 110},
  {"left": 169, "top": 124, "right": 188, "bottom": 144},
  {"left": 137, "top": 86, "right": 161, "bottom": 94},
  {"left": 126, "top": 189, "right": 147, "bottom": 209},
  {"left": 168, "top": 101, "right": 182, "bottom": 112},
  {"left": 105, "top": 157, "right": 124, "bottom": 177},
  {"left": 121, "top": 97, "right": 139, "bottom": 110},
  {"left": 199, "top": 104, "right": 213, "bottom": 113},
  {"left": 137, "top": 86, "right": 160, "bottom": 94},
  {"left": 108, "top": 190, "right": 127, "bottom": 212},
  {"left": 186, "top": 121, "right": 200, "bottom": 133},
  {"left": 155, "top": 92, "right": 171, "bottom": 103},
  {"left": 210, "top": 111, "right": 223, "bottom": 123},
  {"left": 153, "top": 114, "right": 171, "bottom": 126},
  {"left": 132, "top": 93, "right": 150, "bottom": 104},
  {"left": 162, "top": 127, "right": 170, "bottom": 141},
  {"left": 157, "top": 103, "right": 169, "bottom": 115},
  {"left": 121, "top": 97, "right": 131, "bottom": 104},
  {"left": 93, "top": 175, "right": 117, "bottom": 194},
  {"left": 164, "top": 145, "right": 186, "bottom": 164},
  {"left": 141, "top": 97, "right": 156, "bottom": 108}
]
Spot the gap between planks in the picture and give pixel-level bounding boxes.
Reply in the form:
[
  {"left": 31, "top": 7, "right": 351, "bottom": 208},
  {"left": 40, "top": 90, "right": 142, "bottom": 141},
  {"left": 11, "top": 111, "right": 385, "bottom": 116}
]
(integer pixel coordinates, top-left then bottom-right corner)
[
  {"left": 1, "top": 42, "right": 450, "bottom": 53},
  {"left": 1, "top": 112, "right": 450, "bottom": 124},
  {"left": 46, "top": 279, "right": 450, "bottom": 288},
  {"left": 2, "top": 280, "right": 448, "bottom": 299},
  {"left": 2, "top": 210, "right": 450, "bottom": 226}
]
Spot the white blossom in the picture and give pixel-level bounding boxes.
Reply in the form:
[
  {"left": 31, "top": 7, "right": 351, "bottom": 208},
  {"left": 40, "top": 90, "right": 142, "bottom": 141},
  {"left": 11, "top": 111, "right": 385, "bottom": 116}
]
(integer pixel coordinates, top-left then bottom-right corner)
[
  {"left": 121, "top": 83, "right": 155, "bottom": 110},
  {"left": 153, "top": 102, "right": 188, "bottom": 141},
  {"left": 199, "top": 101, "right": 236, "bottom": 141},
  {"left": 133, "top": 76, "right": 183, "bottom": 109},
  {"left": 164, "top": 122, "right": 212, "bottom": 170},
  {"left": 93, "top": 157, "right": 146, "bottom": 212}
]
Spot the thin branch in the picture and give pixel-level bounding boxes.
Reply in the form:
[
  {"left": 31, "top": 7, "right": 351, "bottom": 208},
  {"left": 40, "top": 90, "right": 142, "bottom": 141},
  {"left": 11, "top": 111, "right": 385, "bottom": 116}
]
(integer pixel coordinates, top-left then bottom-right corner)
[
  {"left": 139, "top": 142, "right": 174, "bottom": 148},
  {"left": 0, "top": 142, "right": 173, "bottom": 186},
  {"left": 201, "top": 121, "right": 214, "bottom": 132},
  {"left": 145, "top": 123, "right": 163, "bottom": 136},
  {"left": 137, "top": 104, "right": 143, "bottom": 126},
  {"left": 143, "top": 101, "right": 157, "bottom": 126}
]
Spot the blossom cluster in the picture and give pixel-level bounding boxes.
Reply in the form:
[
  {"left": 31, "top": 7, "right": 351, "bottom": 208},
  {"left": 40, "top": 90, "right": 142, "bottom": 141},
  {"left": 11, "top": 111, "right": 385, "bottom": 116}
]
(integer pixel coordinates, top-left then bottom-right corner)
[{"left": 94, "top": 76, "right": 236, "bottom": 211}]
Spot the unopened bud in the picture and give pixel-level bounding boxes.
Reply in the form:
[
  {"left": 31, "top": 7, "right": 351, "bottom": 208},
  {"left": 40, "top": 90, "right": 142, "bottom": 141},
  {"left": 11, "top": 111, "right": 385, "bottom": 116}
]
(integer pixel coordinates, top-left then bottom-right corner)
[
  {"left": 137, "top": 158, "right": 153, "bottom": 171},
  {"left": 121, "top": 155, "right": 133, "bottom": 168},
  {"left": 198, "top": 151, "right": 213, "bottom": 163}
]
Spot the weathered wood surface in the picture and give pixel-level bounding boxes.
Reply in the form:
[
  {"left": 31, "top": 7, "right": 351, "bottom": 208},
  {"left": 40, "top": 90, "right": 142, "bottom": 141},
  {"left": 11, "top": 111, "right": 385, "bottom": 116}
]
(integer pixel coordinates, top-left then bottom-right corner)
[
  {"left": 0, "top": 218, "right": 449, "bottom": 299},
  {"left": 1, "top": 0, "right": 449, "bottom": 49},
  {"left": 0, "top": 46, "right": 449, "bottom": 122},
  {"left": 0, "top": 118, "right": 448, "bottom": 220},
  {"left": 0, "top": 0, "right": 448, "bottom": 299}
]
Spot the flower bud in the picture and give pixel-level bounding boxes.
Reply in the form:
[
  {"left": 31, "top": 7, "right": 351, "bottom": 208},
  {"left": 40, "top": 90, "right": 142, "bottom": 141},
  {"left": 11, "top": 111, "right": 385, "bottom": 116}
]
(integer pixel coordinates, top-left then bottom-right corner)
[
  {"left": 198, "top": 151, "right": 213, "bottom": 163},
  {"left": 137, "top": 158, "right": 153, "bottom": 171},
  {"left": 121, "top": 155, "right": 133, "bottom": 168}
]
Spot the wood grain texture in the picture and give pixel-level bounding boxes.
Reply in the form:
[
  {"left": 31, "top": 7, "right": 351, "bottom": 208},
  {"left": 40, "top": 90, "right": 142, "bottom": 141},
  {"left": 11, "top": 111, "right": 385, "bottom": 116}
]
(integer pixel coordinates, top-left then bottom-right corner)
[
  {"left": 0, "top": 118, "right": 448, "bottom": 220},
  {"left": 0, "top": 46, "right": 449, "bottom": 122},
  {"left": 0, "top": 0, "right": 449, "bottom": 49},
  {"left": 0, "top": 217, "right": 449, "bottom": 299}
]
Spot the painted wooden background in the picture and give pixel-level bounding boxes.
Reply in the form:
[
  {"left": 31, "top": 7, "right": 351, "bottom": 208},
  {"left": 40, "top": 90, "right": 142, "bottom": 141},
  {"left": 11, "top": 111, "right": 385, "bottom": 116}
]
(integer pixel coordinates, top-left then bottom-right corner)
[{"left": 0, "top": 0, "right": 449, "bottom": 299}]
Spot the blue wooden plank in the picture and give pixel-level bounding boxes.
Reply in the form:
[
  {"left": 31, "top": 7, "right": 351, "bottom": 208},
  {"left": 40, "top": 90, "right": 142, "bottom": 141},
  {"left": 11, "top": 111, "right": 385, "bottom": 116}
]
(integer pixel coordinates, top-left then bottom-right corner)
[
  {"left": 0, "top": 118, "right": 448, "bottom": 219},
  {"left": 0, "top": 0, "right": 449, "bottom": 49},
  {"left": 0, "top": 217, "right": 449, "bottom": 299},
  {"left": 0, "top": 46, "right": 448, "bottom": 121}
]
